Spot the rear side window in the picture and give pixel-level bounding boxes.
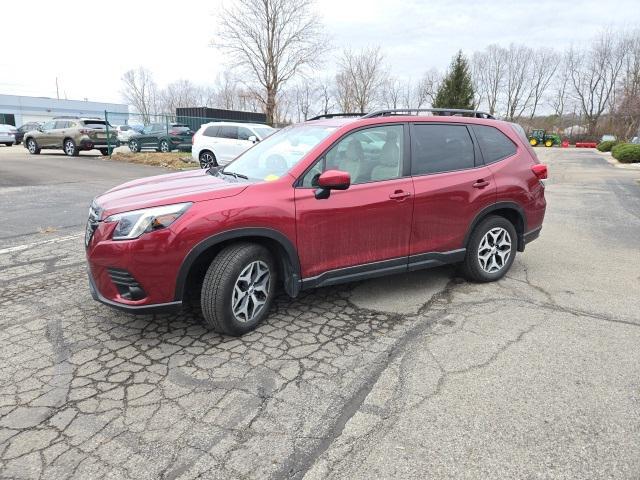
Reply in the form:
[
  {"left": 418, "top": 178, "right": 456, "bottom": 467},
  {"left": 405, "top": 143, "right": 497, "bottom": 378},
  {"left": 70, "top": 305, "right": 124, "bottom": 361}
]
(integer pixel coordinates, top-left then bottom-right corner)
[
  {"left": 54, "top": 121, "right": 68, "bottom": 129},
  {"left": 473, "top": 125, "right": 517, "bottom": 163},
  {"left": 219, "top": 126, "right": 238, "bottom": 139},
  {"left": 203, "top": 126, "right": 220, "bottom": 137},
  {"left": 411, "top": 124, "right": 475, "bottom": 175}
]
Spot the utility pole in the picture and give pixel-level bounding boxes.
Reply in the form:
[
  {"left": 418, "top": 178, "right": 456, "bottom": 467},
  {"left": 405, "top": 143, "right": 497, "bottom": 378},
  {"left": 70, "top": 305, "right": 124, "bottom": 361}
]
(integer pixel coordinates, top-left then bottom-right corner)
[{"left": 55, "top": 78, "right": 59, "bottom": 99}]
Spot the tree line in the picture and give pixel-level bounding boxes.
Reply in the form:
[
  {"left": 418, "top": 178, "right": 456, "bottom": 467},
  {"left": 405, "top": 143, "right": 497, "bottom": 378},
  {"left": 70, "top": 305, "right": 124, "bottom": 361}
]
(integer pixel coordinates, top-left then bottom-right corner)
[{"left": 121, "top": 0, "right": 640, "bottom": 137}]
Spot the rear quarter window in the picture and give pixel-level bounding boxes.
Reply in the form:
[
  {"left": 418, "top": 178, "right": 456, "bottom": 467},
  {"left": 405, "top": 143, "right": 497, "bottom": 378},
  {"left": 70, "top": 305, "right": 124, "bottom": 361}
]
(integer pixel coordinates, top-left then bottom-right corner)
[{"left": 472, "top": 125, "right": 517, "bottom": 164}]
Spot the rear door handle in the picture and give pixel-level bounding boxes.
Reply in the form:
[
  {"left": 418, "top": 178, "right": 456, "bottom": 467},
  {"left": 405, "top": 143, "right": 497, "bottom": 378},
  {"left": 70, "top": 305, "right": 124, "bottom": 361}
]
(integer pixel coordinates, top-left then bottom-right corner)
[
  {"left": 472, "top": 179, "right": 490, "bottom": 188},
  {"left": 389, "top": 190, "right": 411, "bottom": 200}
]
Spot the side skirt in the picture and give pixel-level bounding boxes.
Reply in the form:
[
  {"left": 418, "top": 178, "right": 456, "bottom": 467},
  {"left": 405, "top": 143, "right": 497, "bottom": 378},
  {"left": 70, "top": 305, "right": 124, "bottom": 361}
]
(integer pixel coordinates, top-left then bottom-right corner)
[{"left": 301, "top": 249, "right": 466, "bottom": 290}]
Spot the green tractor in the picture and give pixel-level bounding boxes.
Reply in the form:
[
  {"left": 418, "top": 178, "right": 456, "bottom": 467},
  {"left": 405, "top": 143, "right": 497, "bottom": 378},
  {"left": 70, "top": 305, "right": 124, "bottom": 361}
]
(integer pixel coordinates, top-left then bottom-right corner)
[{"left": 528, "top": 129, "right": 560, "bottom": 147}]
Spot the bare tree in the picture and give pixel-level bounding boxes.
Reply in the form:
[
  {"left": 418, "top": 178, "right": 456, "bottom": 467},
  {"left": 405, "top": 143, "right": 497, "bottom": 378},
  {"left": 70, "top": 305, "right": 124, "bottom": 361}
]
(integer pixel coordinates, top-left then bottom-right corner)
[
  {"left": 551, "top": 53, "right": 571, "bottom": 118},
  {"left": 504, "top": 44, "right": 533, "bottom": 120},
  {"left": 293, "top": 81, "right": 317, "bottom": 121},
  {"left": 211, "top": 72, "right": 243, "bottom": 110},
  {"left": 472, "top": 45, "right": 506, "bottom": 116},
  {"left": 616, "top": 30, "right": 640, "bottom": 138},
  {"left": 317, "top": 77, "right": 334, "bottom": 115},
  {"left": 159, "top": 79, "right": 206, "bottom": 114},
  {"left": 336, "top": 47, "right": 387, "bottom": 113},
  {"left": 415, "top": 69, "right": 440, "bottom": 109},
  {"left": 214, "top": 0, "right": 326, "bottom": 124},
  {"left": 382, "top": 77, "right": 402, "bottom": 109},
  {"left": 121, "top": 68, "right": 158, "bottom": 123},
  {"left": 527, "top": 48, "right": 560, "bottom": 119},
  {"left": 567, "top": 31, "right": 627, "bottom": 134}
]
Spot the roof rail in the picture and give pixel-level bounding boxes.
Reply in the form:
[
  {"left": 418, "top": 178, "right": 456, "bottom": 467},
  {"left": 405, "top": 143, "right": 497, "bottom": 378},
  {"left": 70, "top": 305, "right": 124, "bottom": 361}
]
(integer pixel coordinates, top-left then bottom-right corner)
[
  {"left": 362, "top": 108, "right": 495, "bottom": 120},
  {"left": 308, "top": 113, "right": 363, "bottom": 121}
]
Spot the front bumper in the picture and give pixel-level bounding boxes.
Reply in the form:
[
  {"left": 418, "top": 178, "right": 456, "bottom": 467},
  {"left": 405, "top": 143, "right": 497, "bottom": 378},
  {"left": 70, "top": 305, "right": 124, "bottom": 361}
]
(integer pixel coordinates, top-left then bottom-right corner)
[{"left": 88, "top": 267, "right": 182, "bottom": 314}]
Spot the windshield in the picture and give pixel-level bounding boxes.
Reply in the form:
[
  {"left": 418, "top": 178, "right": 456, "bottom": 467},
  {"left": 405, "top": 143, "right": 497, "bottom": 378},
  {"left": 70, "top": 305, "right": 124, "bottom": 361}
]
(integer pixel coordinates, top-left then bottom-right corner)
[{"left": 223, "top": 125, "right": 336, "bottom": 181}]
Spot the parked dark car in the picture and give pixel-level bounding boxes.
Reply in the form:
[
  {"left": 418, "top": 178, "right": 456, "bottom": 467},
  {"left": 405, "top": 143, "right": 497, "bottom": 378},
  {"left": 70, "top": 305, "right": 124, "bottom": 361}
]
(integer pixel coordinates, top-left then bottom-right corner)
[
  {"left": 15, "top": 122, "right": 41, "bottom": 144},
  {"left": 128, "top": 123, "right": 193, "bottom": 153},
  {"left": 85, "top": 108, "right": 547, "bottom": 336}
]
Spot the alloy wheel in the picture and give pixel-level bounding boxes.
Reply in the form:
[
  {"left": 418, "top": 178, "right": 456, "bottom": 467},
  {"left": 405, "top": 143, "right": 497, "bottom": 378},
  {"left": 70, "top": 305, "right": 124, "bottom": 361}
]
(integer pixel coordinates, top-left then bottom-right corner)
[
  {"left": 27, "top": 140, "right": 36, "bottom": 153},
  {"left": 231, "top": 260, "right": 271, "bottom": 323},
  {"left": 64, "top": 140, "right": 75, "bottom": 156},
  {"left": 199, "top": 152, "right": 215, "bottom": 169},
  {"left": 160, "top": 140, "right": 170, "bottom": 152},
  {"left": 477, "top": 227, "right": 512, "bottom": 273}
]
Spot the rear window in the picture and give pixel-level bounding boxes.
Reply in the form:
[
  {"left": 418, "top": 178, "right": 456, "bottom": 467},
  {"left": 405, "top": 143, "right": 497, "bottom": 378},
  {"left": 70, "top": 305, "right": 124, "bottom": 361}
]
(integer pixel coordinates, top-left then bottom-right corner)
[
  {"left": 81, "top": 120, "right": 109, "bottom": 129},
  {"left": 119, "top": 125, "right": 130, "bottom": 131},
  {"left": 473, "top": 125, "right": 517, "bottom": 163}
]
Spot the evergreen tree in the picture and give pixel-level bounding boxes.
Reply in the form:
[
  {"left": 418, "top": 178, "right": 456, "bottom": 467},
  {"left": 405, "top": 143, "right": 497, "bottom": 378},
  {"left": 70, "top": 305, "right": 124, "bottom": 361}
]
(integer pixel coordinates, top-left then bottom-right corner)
[{"left": 433, "top": 50, "right": 475, "bottom": 110}]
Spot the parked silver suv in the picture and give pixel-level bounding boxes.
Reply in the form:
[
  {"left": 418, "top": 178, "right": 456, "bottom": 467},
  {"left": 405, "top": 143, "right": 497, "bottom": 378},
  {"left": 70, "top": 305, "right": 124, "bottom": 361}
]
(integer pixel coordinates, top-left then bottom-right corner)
[{"left": 23, "top": 117, "right": 118, "bottom": 156}]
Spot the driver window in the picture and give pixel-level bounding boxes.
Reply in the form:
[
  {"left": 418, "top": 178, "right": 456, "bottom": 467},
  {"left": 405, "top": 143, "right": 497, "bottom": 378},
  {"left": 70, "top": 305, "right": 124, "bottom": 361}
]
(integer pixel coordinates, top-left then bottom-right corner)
[
  {"left": 41, "top": 121, "right": 55, "bottom": 131},
  {"left": 301, "top": 124, "right": 404, "bottom": 187}
]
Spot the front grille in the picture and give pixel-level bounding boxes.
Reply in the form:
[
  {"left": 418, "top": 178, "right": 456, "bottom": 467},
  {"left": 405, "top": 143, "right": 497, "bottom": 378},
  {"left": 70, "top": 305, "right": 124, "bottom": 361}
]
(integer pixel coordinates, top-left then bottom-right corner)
[
  {"left": 107, "top": 268, "right": 146, "bottom": 300},
  {"left": 85, "top": 201, "right": 101, "bottom": 248}
]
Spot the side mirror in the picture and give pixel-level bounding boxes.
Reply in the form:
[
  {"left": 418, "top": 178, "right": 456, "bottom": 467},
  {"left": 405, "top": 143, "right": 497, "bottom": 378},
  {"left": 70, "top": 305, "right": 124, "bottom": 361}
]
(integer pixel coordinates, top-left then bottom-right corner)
[
  {"left": 315, "top": 169, "right": 351, "bottom": 199},
  {"left": 248, "top": 135, "right": 258, "bottom": 144}
]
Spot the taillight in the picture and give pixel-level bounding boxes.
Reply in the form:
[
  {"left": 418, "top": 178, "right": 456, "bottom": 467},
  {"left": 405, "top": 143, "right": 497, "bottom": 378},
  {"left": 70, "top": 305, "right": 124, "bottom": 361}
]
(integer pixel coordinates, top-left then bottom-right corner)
[
  {"left": 79, "top": 129, "right": 90, "bottom": 134},
  {"left": 532, "top": 164, "right": 547, "bottom": 180}
]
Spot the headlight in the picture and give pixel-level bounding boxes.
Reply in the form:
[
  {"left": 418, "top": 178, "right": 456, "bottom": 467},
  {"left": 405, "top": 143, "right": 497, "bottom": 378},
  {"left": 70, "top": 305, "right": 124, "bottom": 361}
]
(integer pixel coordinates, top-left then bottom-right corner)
[{"left": 105, "top": 203, "right": 191, "bottom": 240}]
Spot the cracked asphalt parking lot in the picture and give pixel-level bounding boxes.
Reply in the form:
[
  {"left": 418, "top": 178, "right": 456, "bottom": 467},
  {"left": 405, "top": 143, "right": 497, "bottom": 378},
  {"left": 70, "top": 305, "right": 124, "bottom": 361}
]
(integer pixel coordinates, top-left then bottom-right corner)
[{"left": 1, "top": 146, "right": 640, "bottom": 479}]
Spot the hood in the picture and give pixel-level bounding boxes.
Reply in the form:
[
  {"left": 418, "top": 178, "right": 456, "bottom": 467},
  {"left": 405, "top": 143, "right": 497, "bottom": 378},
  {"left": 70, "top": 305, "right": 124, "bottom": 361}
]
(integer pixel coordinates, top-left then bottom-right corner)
[{"left": 96, "top": 169, "right": 248, "bottom": 216}]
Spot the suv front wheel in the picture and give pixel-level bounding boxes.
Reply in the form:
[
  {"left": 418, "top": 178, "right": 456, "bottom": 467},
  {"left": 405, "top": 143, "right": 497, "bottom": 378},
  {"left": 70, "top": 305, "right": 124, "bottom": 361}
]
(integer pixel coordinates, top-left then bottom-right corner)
[
  {"left": 462, "top": 215, "right": 517, "bottom": 282},
  {"left": 200, "top": 243, "right": 277, "bottom": 336},
  {"left": 26, "top": 138, "right": 41, "bottom": 155}
]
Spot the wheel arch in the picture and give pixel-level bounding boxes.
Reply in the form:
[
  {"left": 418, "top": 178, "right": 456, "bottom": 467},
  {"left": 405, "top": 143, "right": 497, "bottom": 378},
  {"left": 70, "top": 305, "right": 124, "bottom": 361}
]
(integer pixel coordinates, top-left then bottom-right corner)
[
  {"left": 465, "top": 202, "right": 527, "bottom": 252},
  {"left": 174, "top": 228, "right": 302, "bottom": 303}
]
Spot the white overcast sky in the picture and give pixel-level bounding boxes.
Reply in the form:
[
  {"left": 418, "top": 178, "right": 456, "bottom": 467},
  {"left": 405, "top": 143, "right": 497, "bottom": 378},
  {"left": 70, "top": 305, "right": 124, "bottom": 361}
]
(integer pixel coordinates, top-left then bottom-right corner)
[{"left": 1, "top": 0, "right": 639, "bottom": 104}]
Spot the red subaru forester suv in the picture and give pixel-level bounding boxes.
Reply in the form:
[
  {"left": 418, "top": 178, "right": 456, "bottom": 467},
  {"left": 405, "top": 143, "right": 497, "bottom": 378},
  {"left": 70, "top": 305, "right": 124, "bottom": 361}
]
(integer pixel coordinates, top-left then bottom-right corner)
[{"left": 85, "top": 109, "right": 546, "bottom": 335}]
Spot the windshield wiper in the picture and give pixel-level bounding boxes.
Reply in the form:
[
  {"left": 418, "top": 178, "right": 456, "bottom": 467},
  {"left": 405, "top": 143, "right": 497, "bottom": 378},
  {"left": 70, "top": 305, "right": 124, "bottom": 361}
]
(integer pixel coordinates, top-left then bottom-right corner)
[{"left": 221, "top": 170, "right": 249, "bottom": 180}]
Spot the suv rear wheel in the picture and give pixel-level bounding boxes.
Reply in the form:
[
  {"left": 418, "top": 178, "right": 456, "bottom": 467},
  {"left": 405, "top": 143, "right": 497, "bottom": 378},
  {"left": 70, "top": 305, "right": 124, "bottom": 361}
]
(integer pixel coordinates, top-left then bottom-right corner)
[
  {"left": 200, "top": 243, "right": 276, "bottom": 336},
  {"left": 64, "top": 139, "right": 79, "bottom": 156},
  {"left": 462, "top": 215, "right": 517, "bottom": 282},
  {"left": 159, "top": 139, "right": 171, "bottom": 153},
  {"left": 26, "top": 138, "right": 41, "bottom": 154}
]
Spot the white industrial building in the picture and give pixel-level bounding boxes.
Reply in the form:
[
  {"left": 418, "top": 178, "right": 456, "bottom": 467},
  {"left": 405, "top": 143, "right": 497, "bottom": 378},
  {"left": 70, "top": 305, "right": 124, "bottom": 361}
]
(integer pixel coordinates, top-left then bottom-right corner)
[{"left": 0, "top": 94, "right": 129, "bottom": 127}]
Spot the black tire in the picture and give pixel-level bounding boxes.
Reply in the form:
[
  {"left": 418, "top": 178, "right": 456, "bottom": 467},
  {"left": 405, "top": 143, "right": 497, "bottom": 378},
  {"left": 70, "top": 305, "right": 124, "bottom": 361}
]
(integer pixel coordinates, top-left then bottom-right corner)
[
  {"left": 129, "top": 139, "right": 141, "bottom": 153},
  {"left": 99, "top": 149, "right": 110, "bottom": 156},
  {"left": 26, "top": 138, "right": 41, "bottom": 155},
  {"left": 64, "top": 138, "right": 79, "bottom": 156},
  {"left": 159, "top": 139, "right": 171, "bottom": 153},
  {"left": 461, "top": 215, "right": 517, "bottom": 283},
  {"left": 4, "top": 143, "right": 12, "bottom": 147},
  {"left": 199, "top": 150, "right": 217, "bottom": 169},
  {"left": 200, "top": 243, "right": 277, "bottom": 336}
]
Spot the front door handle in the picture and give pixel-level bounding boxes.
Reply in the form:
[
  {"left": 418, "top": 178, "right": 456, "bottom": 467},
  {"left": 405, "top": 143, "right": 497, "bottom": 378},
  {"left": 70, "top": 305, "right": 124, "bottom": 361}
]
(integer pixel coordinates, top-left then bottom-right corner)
[
  {"left": 473, "top": 179, "right": 490, "bottom": 188},
  {"left": 389, "top": 190, "right": 411, "bottom": 200}
]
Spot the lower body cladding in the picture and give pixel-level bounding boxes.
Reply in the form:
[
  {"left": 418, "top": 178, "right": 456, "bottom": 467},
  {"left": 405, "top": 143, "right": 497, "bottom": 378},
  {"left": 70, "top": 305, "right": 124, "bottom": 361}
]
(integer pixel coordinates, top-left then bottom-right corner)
[{"left": 80, "top": 139, "right": 118, "bottom": 150}]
